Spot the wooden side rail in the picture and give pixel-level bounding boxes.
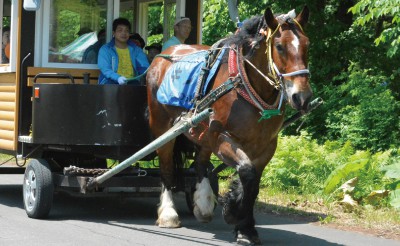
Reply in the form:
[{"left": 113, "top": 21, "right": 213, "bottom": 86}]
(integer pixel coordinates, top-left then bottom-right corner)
[{"left": 27, "top": 67, "right": 100, "bottom": 86}]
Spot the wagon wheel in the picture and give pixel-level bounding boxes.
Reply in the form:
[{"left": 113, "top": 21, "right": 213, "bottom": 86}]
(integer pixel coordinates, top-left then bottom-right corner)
[
  {"left": 185, "top": 162, "right": 219, "bottom": 214},
  {"left": 23, "top": 158, "right": 54, "bottom": 219}
]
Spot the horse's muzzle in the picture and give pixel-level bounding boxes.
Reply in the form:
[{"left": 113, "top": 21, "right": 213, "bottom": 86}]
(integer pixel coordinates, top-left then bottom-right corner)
[
  {"left": 285, "top": 80, "right": 312, "bottom": 111},
  {"left": 291, "top": 90, "right": 312, "bottom": 111}
]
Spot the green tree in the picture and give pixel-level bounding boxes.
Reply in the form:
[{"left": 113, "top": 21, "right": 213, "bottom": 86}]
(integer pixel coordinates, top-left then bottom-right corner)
[
  {"left": 325, "top": 63, "right": 400, "bottom": 151},
  {"left": 202, "top": 0, "right": 235, "bottom": 45},
  {"left": 349, "top": 0, "right": 400, "bottom": 58},
  {"left": 147, "top": 2, "right": 163, "bottom": 45},
  {"left": 148, "top": 3, "right": 163, "bottom": 36}
]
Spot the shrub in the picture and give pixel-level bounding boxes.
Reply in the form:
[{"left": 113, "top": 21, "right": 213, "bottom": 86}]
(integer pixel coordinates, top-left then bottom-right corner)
[
  {"left": 262, "top": 133, "right": 399, "bottom": 208},
  {"left": 262, "top": 132, "right": 340, "bottom": 194},
  {"left": 324, "top": 63, "right": 400, "bottom": 152}
]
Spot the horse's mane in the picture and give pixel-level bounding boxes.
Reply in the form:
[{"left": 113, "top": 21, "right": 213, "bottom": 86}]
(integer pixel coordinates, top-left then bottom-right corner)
[
  {"left": 217, "top": 15, "right": 266, "bottom": 57},
  {"left": 214, "top": 12, "right": 299, "bottom": 58},
  {"left": 230, "top": 16, "right": 264, "bottom": 44}
]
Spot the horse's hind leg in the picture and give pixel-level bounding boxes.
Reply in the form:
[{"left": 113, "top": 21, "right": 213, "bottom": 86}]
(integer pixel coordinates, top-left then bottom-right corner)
[
  {"left": 156, "top": 140, "right": 181, "bottom": 228},
  {"left": 192, "top": 148, "right": 217, "bottom": 223},
  {"left": 148, "top": 102, "right": 181, "bottom": 228}
]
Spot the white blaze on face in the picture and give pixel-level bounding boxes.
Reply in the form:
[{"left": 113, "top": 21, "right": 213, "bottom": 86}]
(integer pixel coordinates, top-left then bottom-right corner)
[{"left": 291, "top": 35, "right": 300, "bottom": 53}]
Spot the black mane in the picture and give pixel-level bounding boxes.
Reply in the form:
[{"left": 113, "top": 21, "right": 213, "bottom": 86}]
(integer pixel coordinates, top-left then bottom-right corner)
[
  {"left": 214, "top": 15, "right": 267, "bottom": 59},
  {"left": 220, "top": 15, "right": 265, "bottom": 48}
]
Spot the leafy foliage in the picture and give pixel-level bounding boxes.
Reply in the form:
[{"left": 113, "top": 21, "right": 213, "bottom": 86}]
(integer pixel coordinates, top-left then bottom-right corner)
[
  {"left": 380, "top": 151, "right": 400, "bottom": 208},
  {"left": 390, "top": 189, "right": 400, "bottom": 209},
  {"left": 324, "top": 63, "right": 400, "bottom": 151},
  {"left": 202, "top": 0, "right": 236, "bottom": 45},
  {"left": 147, "top": 34, "right": 163, "bottom": 46},
  {"left": 262, "top": 133, "right": 399, "bottom": 208},
  {"left": 349, "top": 0, "right": 400, "bottom": 57},
  {"left": 323, "top": 151, "right": 370, "bottom": 194},
  {"left": 262, "top": 132, "right": 339, "bottom": 194},
  {"left": 58, "top": 10, "right": 80, "bottom": 48},
  {"left": 381, "top": 162, "right": 400, "bottom": 179},
  {"left": 148, "top": 2, "right": 163, "bottom": 37}
]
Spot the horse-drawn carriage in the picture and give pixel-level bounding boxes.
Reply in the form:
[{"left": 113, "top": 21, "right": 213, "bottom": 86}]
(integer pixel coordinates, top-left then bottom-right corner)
[
  {"left": 0, "top": 0, "right": 213, "bottom": 220},
  {"left": 0, "top": 1, "right": 322, "bottom": 244},
  {"left": 22, "top": 74, "right": 219, "bottom": 219}
]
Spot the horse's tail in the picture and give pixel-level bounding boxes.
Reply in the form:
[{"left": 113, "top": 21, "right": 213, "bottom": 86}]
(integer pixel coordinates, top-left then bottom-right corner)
[{"left": 173, "top": 135, "right": 186, "bottom": 168}]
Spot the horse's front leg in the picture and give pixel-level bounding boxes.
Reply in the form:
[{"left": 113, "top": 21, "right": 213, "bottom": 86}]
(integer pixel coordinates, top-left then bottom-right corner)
[
  {"left": 216, "top": 135, "right": 277, "bottom": 245},
  {"left": 156, "top": 141, "right": 181, "bottom": 228},
  {"left": 192, "top": 147, "right": 217, "bottom": 223},
  {"left": 222, "top": 158, "right": 261, "bottom": 245},
  {"left": 232, "top": 164, "right": 261, "bottom": 245}
]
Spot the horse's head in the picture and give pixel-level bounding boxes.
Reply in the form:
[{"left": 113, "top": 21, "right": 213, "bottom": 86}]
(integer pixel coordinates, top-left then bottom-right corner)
[{"left": 264, "top": 6, "right": 312, "bottom": 112}]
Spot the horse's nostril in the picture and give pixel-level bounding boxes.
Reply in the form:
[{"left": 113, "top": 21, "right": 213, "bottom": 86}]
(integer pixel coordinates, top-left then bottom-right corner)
[{"left": 292, "top": 93, "right": 301, "bottom": 108}]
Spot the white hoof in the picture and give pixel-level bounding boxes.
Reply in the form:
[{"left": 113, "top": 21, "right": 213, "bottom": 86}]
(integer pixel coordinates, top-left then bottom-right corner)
[
  {"left": 236, "top": 231, "right": 261, "bottom": 245},
  {"left": 193, "top": 178, "right": 216, "bottom": 223},
  {"left": 157, "top": 207, "right": 181, "bottom": 228},
  {"left": 157, "top": 189, "right": 181, "bottom": 228}
]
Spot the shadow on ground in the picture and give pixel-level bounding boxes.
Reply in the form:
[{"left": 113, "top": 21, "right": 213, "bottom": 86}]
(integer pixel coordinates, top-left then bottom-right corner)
[{"left": 0, "top": 180, "right": 342, "bottom": 245}]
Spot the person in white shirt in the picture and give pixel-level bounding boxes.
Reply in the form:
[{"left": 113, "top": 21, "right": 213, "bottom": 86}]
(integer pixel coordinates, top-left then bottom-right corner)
[{"left": 161, "top": 17, "right": 192, "bottom": 51}]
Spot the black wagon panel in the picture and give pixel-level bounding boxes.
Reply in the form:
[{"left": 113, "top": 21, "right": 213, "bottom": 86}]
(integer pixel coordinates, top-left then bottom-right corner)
[{"left": 31, "top": 84, "right": 150, "bottom": 146}]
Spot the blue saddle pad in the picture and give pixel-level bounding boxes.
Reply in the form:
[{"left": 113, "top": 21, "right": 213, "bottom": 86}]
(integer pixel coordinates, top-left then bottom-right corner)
[{"left": 157, "top": 49, "right": 225, "bottom": 109}]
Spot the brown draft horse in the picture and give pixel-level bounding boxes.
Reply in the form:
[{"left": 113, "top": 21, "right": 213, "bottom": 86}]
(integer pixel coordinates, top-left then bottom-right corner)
[{"left": 146, "top": 6, "right": 312, "bottom": 245}]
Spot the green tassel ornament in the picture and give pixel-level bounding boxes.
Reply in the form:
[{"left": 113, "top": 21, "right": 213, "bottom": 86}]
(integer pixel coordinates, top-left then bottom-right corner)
[{"left": 258, "top": 109, "right": 281, "bottom": 122}]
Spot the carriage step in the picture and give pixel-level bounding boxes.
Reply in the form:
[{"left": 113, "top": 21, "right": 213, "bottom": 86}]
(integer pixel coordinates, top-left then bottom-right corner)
[{"left": 18, "top": 135, "right": 33, "bottom": 143}]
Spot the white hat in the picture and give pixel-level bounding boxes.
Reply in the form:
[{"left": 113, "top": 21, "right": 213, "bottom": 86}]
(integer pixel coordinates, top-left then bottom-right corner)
[{"left": 174, "top": 17, "right": 191, "bottom": 26}]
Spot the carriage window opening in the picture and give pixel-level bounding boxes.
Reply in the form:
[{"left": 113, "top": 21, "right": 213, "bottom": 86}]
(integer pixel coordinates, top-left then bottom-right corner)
[
  {"left": 46, "top": 0, "right": 108, "bottom": 65},
  {"left": 0, "top": 0, "right": 11, "bottom": 69},
  {"left": 131, "top": 0, "right": 163, "bottom": 49},
  {"left": 145, "top": 1, "right": 163, "bottom": 49},
  {"left": 38, "top": 0, "right": 187, "bottom": 68}
]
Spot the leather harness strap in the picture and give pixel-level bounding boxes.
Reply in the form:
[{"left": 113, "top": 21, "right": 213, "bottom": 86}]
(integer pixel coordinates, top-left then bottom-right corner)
[{"left": 228, "top": 48, "right": 238, "bottom": 78}]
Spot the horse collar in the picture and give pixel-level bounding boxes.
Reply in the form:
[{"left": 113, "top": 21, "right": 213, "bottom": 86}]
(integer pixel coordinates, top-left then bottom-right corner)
[{"left": 228, "top": 45, "right": 281, "bottom": 111}]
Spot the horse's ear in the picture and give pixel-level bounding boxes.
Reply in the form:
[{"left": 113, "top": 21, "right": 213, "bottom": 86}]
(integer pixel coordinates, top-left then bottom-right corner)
[
  {"left": 264, "top": 7, "right": 278, "bottom": 31},
  {"left": 295, "top": 6, "right": 309, "bottom": 28}
]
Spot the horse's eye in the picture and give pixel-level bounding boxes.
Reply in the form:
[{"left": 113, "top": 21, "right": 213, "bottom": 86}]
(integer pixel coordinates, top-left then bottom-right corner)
[{"left": 275, "top": 44, "right": 284, "bottom": 53}]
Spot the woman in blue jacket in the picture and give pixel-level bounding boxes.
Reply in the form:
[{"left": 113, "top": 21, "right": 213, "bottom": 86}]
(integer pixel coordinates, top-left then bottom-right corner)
[{"left": 98, "top": 18, "right": 149, "bottom": 85}]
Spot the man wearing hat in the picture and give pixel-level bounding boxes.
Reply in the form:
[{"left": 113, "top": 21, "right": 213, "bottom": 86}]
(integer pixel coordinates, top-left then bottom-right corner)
[
  {"left": 145, "top": 43, "right": 162, "bottom": 63},
  {"left": 162, "top": 17, "right": 192, "bottom": 51}
]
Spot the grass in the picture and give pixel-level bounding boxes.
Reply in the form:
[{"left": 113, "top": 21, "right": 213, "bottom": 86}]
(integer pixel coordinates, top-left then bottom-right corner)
[
  {"left": 256, "top": 189, "right": 400, "bottom": 240},
  {"left": 0, "top": 154, "right": 21, "bottom": 167}
]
